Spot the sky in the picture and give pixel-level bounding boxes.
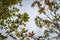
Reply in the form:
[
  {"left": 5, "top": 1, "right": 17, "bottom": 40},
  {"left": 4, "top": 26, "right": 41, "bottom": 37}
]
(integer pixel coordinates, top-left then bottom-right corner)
[
  {"left": 18, "top": 0, "right": 58, "bottom": 40},
  {"left": 0, "top": 0, "right": 46, "bottom": 40},
  {"left": 2, "top": 0, "right": 46, "bottom": 40},
  {"left": 19, "top": 0, "right": 47, "bottom": 37},
  {"left": 7, "top": 0, "right": 58, "bottom": 40},
  {"left": 0, "top": 0, "right": 59, "bottom": 40}
]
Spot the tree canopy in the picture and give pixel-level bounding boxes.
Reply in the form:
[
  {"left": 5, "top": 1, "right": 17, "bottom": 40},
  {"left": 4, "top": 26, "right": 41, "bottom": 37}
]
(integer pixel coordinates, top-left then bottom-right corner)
[{"left": 0, "top": 0, "right": 60, "bottom": 40}]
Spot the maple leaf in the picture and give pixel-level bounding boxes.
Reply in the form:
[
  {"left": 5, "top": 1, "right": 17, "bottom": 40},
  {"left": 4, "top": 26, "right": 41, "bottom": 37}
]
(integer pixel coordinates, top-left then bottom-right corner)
[
  {"left": 31, "top": 1, "right": 36, "bottom": 7},
  {"left": 28, "top": 31, "right": 35, "bottom": 38},
  {"left": 44, "top": 30, "right": 48, "bottom": 34},
  {"left": 36, "top": 1, "right": 41, "bottom": 8},
  {"left": 38, "top": 7, "right": 45, "bottom": 13},
  {"left": 45, "top": 0, "right": 51, "bottom": 6},
  {"left": 21, "top": 28, "right": 27, "bottom": 33}
]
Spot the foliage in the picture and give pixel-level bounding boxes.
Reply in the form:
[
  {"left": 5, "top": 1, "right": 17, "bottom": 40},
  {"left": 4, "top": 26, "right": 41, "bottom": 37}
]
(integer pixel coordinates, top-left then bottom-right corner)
[
  {"left": 32, "top": 0, "right": 60, "bottom": 39},
  {"left": 0, "top": 0, "right": 30, "bottom": 40},
  {"left": 0, "top": 0, "right": 22, "bottom": 19},
  {"left": 0, "top": 0, "right": 60, "bottom": 40}
]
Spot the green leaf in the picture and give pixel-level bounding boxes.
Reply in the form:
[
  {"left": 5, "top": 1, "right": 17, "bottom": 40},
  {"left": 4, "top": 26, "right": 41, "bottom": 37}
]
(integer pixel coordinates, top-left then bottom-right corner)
[
  {"left": 21, "top": 12, "right": 29, "bottom": 22},
  {"left": 21, "top": 28, "right": 27, "bottom": 33}
]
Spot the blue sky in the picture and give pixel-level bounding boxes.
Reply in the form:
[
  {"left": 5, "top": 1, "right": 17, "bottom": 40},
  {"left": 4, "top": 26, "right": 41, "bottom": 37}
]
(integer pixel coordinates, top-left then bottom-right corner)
[
  {"left": 18, "top": 0, "right": 59, "bottom": 39},
  {"left": 0, "top": 0, "right": 46, "bottom": 40},
  {"left": 19, "top": 0, "right": 47, "bottom": 37},
  {"left": 0, "top": 0, "right": 59, "bottom": 40}
]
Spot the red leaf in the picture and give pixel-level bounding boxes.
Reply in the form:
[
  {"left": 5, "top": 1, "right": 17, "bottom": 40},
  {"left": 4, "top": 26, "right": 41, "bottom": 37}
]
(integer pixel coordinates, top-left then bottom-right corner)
[{"left": 28, "top": 31, "right": 35, "bottom": 38}]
